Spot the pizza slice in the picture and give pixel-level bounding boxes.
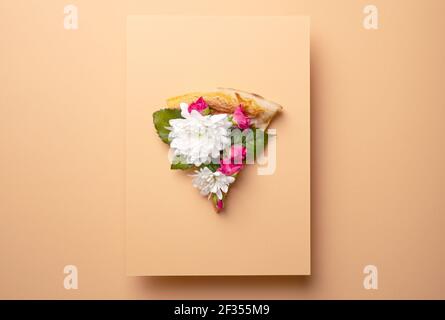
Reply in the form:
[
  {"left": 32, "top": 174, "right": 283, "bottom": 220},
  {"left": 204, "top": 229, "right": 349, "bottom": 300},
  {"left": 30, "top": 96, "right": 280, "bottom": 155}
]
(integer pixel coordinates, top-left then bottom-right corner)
[{"left": 152, "top": 88, "right": 282, "bottom": 212}]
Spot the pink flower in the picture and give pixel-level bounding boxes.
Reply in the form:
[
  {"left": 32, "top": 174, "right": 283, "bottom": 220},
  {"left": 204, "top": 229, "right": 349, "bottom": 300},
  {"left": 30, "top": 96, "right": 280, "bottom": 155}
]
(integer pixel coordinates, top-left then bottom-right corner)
[
  {"left": 188, "top": 97, "right": 208, "bottom": 113},
  {"left": 233, "top": 105, "right": 250, "bottom": 129},
  {"left": 216, "top": 199, "right": 224, "bottom": 212},
  {"left": 218, "top": 146, "right": 247, "bottom": 176},
  {"left": 218, "top": 163, "right": 243, "bottom": 176},
  {"left": 228, "top": 145, "right": 247, "bottom": 163}
]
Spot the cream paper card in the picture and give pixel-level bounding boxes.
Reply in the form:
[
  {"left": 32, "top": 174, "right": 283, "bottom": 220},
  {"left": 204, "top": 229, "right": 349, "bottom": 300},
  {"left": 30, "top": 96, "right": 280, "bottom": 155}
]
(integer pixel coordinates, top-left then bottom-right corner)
[{"left": 126, "top": 16, "right": 310, "bottom": 275}]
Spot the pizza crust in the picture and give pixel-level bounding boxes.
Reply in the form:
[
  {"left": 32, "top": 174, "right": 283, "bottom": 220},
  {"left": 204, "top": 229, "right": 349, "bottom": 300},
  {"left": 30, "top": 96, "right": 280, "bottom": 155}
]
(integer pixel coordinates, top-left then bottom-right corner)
[{"left": 166, "top": 88, "right": 283, "bottom": 130}]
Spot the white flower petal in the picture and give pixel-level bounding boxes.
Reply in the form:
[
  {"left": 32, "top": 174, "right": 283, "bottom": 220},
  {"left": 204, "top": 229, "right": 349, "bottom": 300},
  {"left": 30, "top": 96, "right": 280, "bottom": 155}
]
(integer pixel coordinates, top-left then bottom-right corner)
[
  {"left": 210, "top": 113, "right": 227, "bottom": 123},
  {"left": 168, "top": 102, "right": 232, "bottom": 166},
  {"left": 191, "top": 167, "right": 235, "bottom": 201},
  {"left": 180, "top": 103, "right": 190, "bottom": 118}
]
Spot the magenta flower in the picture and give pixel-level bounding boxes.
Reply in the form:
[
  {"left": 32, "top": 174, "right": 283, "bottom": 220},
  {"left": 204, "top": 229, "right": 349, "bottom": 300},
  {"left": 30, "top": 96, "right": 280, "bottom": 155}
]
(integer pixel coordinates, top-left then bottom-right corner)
[
  {"left": 216, "top": 199, "right": 224, "bottom": 212},
  {"left": 233, "top": 105, "right": 250, "bottom": 129},
  {"left": 188, "top": 97, "right": 209, "bottom": 113},
  {"left": 218, "top": 163, "right": 243, "bottom": 176},
  {"left": 229, "top": 145, "right": 247, "bottom": 163},
  {"left": 218, "top": 146, "right": 247, "bottom": 176}
]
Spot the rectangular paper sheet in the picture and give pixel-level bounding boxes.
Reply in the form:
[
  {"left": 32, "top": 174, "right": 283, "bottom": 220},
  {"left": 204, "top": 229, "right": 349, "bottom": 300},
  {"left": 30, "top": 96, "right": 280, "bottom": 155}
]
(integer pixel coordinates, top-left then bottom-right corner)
[{"left": 126, "top": 16, "right": 310, "bottom": 275}]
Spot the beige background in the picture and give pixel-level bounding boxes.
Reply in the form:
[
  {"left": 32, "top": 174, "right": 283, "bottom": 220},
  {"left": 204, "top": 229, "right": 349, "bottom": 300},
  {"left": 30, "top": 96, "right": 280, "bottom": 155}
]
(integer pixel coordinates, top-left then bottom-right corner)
[
  {"left": 0, "top": 0, "right": 444, "bottom": 298},
  {"left": 126, "top": 16, "right": 310, "bottom": 276}
]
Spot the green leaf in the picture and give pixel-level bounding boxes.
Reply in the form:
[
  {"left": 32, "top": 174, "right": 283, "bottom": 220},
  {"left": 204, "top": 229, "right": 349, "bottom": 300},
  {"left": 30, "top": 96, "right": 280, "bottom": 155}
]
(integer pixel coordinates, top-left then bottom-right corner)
[
  {"left": 244, "top": 128, "right": 269, "bottom": 160},
  {"left": 201, "top": 107, "right": 211, "bottom": 115},
  {"left": 170, "top": 155, "right": 194, "bottom": 170},
  {"left": 200, "top": 162, "right": 220, "bottom": 172},
  {"left": 152, "top": 108, "right": 182, "bottom": 144},
  {"left": 171, "top": 162, "right": 194, "bottom": 170}
]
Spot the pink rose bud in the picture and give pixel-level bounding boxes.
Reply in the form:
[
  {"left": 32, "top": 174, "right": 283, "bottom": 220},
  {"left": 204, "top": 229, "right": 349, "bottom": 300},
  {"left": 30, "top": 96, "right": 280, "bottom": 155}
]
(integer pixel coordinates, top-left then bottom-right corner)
[
  {"left": 230, "top": 145, "right": 247, "bottom": 162},
  {"left": 218, "top": 146, "right": 247, "bottom": 175},
  {"left": 188, "top": 97, "right": 209, "bottom": 113},
  {"left": 233, "top": 105, "right": 250, "bottom": 129},
  {"left": 218, "top": 163, "right": 243, "bottom": 176},
  {"left": 216, "top": 199, "right": 224, "bottom": 212}
]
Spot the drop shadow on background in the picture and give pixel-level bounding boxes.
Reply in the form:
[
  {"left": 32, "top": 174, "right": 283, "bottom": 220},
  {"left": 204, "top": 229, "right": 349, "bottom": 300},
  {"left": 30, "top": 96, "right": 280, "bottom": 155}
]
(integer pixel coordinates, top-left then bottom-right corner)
[{"left": 135, "top": 41, "right": 321, "bottom": 295}]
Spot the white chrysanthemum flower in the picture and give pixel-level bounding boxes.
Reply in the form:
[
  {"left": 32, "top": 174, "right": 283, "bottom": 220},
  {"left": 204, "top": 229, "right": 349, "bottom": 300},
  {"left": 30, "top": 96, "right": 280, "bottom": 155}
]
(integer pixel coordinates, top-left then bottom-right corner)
[
  {"left": 191, "top": 167, "right": 235, "bottom": 200},
  {"left": 168, "top": 103, "right": 232, "bottom": 166}
]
